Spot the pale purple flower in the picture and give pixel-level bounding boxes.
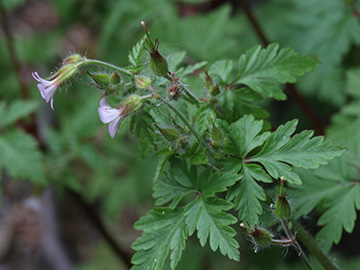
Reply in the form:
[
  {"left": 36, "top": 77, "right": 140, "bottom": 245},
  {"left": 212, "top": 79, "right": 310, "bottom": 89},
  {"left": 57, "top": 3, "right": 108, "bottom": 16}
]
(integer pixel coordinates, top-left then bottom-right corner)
[
  {"left": 32, "top": 64, "right": 78, "bottom": 110},
  {"left": 98, "top": 98, "right": 126, "bottom": 138},
  {"left": 32, "top": 71, "right": 58, "bottom": 110}
]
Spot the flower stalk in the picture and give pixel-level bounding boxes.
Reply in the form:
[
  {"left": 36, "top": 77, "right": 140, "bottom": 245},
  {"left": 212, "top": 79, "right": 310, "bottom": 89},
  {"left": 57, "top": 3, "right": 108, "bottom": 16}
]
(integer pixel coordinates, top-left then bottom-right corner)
[
  {"left": 157, "top": 95, "right": 217, "bottom": 162},
  {"left": 291, "top": 219, "right": 340, "bottom": 270}
]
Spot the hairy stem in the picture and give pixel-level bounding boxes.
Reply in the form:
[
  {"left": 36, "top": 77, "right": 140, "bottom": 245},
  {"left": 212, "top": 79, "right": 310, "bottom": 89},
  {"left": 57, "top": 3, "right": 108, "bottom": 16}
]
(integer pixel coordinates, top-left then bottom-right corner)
[
  {"left": 280, "top": 219, "right": 315, "bottom": 270},
  {"left": 291, "top": 219, "right": 340, "bottom": 270},
  {"left": 83, "top": 59, "right": 133, "bottom": 76},
  {"left": 159, "top": 96, "right": 217, "bottom": 162}
]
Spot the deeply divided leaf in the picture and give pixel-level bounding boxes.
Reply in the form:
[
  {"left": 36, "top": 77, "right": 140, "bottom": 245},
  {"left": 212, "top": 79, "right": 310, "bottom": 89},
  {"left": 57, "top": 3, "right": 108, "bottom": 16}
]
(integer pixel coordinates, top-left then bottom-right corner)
[
  {"left": 0, "top": 99, "right": 39, "bottom": 128},
  {"left": 234, "top": 43, "right": 319, "bottom": 100},
  {"left": 250, "top": 120, "right": 346, "bottom": 184},
  {"left": 184, "top": 197, "right": 240, "bottom": 261},
  {"left": 227, "top": 164, "right": 267, "bottom": 226},
  {"left": 132, "top": 208, "right": 187, "bottom": 270},
  {"left": 0, "top": 131, "right": 45, "bottom": 183}
]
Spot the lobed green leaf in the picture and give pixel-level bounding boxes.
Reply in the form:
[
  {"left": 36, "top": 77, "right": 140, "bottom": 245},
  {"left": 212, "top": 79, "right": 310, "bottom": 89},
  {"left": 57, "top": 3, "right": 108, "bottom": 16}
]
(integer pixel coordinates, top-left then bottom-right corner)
[{"left": 234, "top": 43, "right": 319, "bottom": 100}]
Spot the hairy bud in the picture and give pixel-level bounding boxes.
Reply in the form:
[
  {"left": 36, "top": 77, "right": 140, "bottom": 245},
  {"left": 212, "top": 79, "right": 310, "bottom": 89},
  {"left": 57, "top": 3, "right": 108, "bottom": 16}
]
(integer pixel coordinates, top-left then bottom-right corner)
[
  {"left": 110, "top": 71, "right": 121, "bottom": 84},
  {"left": 63, "top": 53, "right": 83, "bottom": 65},
  {"left": 135, "top": 76, "right": 152, "bottom": 89},
  {"left": 240, "top": 223, "right": 273, "bottom": 248},
  {"left": 119, "top": 94, "right": 143, "bottom": 115}
]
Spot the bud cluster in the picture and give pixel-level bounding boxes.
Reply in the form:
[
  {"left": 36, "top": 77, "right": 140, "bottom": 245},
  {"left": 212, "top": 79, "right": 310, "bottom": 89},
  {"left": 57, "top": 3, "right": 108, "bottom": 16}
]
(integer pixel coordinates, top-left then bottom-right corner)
[{"left": 87, "top": 71, "right": 123, "bottom": 96}]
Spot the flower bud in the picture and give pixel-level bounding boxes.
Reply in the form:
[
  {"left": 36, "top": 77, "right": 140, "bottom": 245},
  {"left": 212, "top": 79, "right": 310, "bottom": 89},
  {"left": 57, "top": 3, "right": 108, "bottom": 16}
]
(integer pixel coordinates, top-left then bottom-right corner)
[
  {"left": 240, "top": 223, "right": 273, "bottom": 248},
  {"left": 88, "top": 72, "right": 111, "bottom": 88},
  {"left": 63, "top": 54, "right": 83, "bottom": 65},
  {"left": 135, "top": 76, "right": 152, "bottom": 89},
  {"left": 119, "top": 94, "right": 143, "bottom": 115},
  {"left": 110, "top": 72, "right": 121, "bottom": 84},
  {"left": 252, "top": 227, "right": 273, "bottom": 248}
]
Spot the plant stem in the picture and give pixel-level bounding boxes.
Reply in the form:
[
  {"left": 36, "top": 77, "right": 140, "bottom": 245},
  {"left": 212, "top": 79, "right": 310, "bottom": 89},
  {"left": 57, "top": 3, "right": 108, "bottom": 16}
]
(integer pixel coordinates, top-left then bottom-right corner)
[
  {"left": 0, "top": 1, "right": 44, "bottom": 146},
  {"left": 0, "top": 2, "right": 29, "bottom": 99},
  {"left": 83, "top": 59, "right": 133, "bottom": 76},
  {"left": 159, "top": 96, "right": 217, "bottom": 162},
  {"left": 280, "top": 219, "right": 315, "bottom": 270},
  {"left": 291, "top": 219, "right": 340, "bottom": 270}
]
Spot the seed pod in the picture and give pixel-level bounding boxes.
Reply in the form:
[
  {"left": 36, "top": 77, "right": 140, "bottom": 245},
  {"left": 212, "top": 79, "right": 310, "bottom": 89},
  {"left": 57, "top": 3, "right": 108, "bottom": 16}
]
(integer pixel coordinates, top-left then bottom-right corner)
[{"left": 273, "top": 195, "right": 292, "bottom": 219}]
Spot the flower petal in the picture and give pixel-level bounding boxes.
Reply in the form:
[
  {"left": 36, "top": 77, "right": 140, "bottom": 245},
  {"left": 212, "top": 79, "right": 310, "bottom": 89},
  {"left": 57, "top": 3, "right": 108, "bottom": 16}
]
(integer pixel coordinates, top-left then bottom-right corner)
[
  {"left": 50, "top": 97, "right": 55, "bottom": 110},
  {"left": 108, "top": 117, "right": 122, "bottom": 138},
  {"left": 99, "top": 98, "right": 112, "bottom": 110},
  {"left": 37, "top": 83, "right": 47, "bottom": 100},
  {"left": 98, "top": 107, "right": 122, "bottom": 123},
  {"left": 32, "top": 72, "right": 42, "bottom": 83}
]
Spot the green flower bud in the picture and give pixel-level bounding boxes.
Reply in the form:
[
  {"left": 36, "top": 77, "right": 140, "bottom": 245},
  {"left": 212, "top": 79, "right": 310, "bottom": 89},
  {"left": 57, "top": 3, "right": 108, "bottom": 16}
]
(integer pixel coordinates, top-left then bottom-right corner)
[
  {"left": 119, "top": 94, "right": 143, "bottom": 115},
  {"left": 241, "top": 223, "right": 273, "bottom": 248},
  {"left": 88, "top": 72, "right": 111, "bottom": 88},
  {"left": 135, "top": 76, "right": 152, "bottom": 89},
  {"left": 63, "top": 54, "right": 83, "bottom": 65},
  {"left": 252, "top": 227, "right": 273, "bottom": 248},
  {"left": 110, "top": 71, "right": 121, "bottom": 84}
]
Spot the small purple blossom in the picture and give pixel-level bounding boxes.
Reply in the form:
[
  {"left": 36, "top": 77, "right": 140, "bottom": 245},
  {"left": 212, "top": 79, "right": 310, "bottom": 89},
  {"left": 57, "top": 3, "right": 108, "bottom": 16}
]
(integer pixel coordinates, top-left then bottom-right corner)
[
  {"left": 32, "top": 71, "right": 58, "bottom": 110},
  {"left": 98, "top": 98, "right": 126, "bottom": 138},
  {"left": 32, "top": 64, "right": 78, "bottom": 110},
  {"left": 98, "top": 95, "right": 145, "bottom": 138}
]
